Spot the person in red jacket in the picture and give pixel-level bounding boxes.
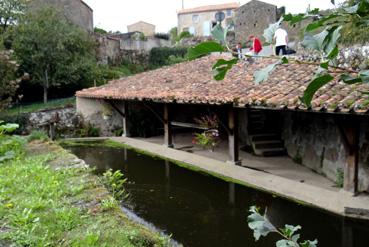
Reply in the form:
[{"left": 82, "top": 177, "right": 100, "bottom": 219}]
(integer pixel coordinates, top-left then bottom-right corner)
[{"left": 248, "top": 35, "right": 263, "bottom": 55}]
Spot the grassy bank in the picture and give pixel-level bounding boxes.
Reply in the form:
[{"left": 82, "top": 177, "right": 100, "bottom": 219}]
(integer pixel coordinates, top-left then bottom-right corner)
[
  {"left": 0, "top": 139, "right": 170, "bottom": 247},
  {"left": 0, "top": 97, "right": 75, "bottom": 118}
]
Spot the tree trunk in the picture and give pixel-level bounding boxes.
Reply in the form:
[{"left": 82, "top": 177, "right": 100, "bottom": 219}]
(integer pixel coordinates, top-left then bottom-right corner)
[{"left": 43, "top": 69, "right": 49, "bottom": 103}]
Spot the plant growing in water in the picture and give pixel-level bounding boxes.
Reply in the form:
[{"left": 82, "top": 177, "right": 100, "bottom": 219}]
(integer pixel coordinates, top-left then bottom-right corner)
[
  {"left": 100, "top": 169, "right": 128, "bottom": 201},
  {"left": 247, "top": 206, "right": 318, "bottom": 247}
]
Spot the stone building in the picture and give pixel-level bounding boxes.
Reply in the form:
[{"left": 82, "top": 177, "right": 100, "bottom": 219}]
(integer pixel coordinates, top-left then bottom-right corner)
[
  {"left": 127, "top": 21, "right": 156, "bottom": 37},
  {"left": 28, "top": 0, "right": 93, "bottom": 32},
  {"left": 234, "top": 0, "right": 283, "bottom": 42},
  {"left": 177, "top": 2, "right": 239, "bottom": 36}
]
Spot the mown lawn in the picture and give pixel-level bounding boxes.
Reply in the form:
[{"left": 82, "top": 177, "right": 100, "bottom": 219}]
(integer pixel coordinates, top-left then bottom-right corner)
[{"left": 0, "top": 138, "right": 170, "bottom": 247}]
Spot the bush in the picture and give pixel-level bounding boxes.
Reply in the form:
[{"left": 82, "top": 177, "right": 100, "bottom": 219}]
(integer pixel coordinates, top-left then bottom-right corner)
[
  {"left": 27, "top": 130, "right": 49, "bottom": 142},
  {"left": 149, "top": 47, "right": 188, "bottom": 68}
]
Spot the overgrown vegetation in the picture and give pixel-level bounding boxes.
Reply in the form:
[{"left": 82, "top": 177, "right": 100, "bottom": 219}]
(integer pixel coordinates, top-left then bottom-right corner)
[
  {"left": 27, "top": 130, "right": 49, "bottom": 142},
  {"left": 0, "top": 124, "right": 170, "bottom": 246},
  {"left": 149, "top": 47, "right": 188, "bottom": 68}
]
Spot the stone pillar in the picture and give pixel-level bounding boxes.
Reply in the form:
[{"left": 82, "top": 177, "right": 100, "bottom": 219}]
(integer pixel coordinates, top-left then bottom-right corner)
[
  {"left": 122, "top": 101, "right": 130, "bottom": 137},
  {"left": 343, "top": 125, "right": 359, "bottom": 194},
  {"left": 163, "top": 104, "right": 173, "bottom": 148},
  {"left": 227, "top": 107, "right": 241, "bottom": 165}
]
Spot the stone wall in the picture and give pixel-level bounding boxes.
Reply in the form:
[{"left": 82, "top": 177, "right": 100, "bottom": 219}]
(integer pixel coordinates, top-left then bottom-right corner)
[
  {"left": 235, "top": 0, "right": 277, "bottom": 43},
  {"left": 120, "top": 38, "right": 171, "bottom": 52},
  {"left": 76, "top": 97, "right": 124, "bottom": 136},
  {"left": 296, "top": 44, "right": 369, "bottom": 70},
  {"left": 26, "top": 106, "right": 80, "bottom": 137},
  {"left": 29, "top": 0, "right": 93, "bottom": 32},
  {"left": 282, "top": 112, "right": 369, "bottom": 192}
]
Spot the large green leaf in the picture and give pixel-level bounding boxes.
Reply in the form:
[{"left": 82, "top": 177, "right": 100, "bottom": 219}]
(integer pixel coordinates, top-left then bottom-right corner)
[
  {"left": 211, "top": 24, "right": 226, "bottom": 43},
  {"left": 302, "top": 74, "right": 334, "bottom": 107},
  {"left": 301, "top": 29, "right": 329, "bottom": 51},
  {"left": 324, "top": 26, "right": 342, "bottom": 56},
  {"left": 247, "top": 206, "right": 277, "bottom": 241},
  {"left": 212, "top": 58, "right": 238, "bottom": 81},
  {"left": 263, "top": 18, "right": 282, "bottom": 45},
  {"left": 0, "top": 123, "right": 19, "bottom": 134},
  {"left": 300, "top": 240, "right": 318, "bottom": 247},
  {"left": 276, "top": 239, "right": 299, "bottom": 247},
  {"left": 187, "top": 41, "right": 225, "bottom": 60},
  {"left": 341, "top": 70, "right": 369, "bottom": 84},
  {"left": 305, "top": 14, "right": 339, "bottom": 32},
  {"left": 254, "top": 61, "right": 280, "bottom": 85}
]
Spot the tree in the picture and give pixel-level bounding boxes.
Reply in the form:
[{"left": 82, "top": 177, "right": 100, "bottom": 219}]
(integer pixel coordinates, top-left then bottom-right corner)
[
  {"left": 12, "top": 7, "right": 96, "bottom": 103},
  {"left": 0, "top": 50, "right": 20, "bottom": 110},
  {"left": 188, "top": 0, "right": 369, "bottom": 107},
  {"left": 94, "top": 26, "right": 108, "bottom": 35},
  {"left": 0, "top": 0, "right": 26, "bottom": 34}
]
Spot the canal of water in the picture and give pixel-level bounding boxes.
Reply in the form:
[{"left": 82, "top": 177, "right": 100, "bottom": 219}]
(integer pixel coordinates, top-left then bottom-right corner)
[{"left": 64, "top": 144, "right": 369, "bottom": 247}]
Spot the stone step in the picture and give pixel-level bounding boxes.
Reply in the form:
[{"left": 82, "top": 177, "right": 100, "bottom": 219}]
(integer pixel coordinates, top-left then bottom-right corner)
[
  {"left": 253, "top": 147, "right": 286, "bottom": 156},
  {"left": 250, "top": 133, "right": 280, "bottom": 142},
  {"left": 253, "top": 140, "right": 284, "bottom": 150}
]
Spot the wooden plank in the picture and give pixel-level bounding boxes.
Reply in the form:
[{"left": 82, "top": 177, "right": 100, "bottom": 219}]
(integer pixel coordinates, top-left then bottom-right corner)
[{"left": 171, "top": 121, "right": 208, "bottom": 130}]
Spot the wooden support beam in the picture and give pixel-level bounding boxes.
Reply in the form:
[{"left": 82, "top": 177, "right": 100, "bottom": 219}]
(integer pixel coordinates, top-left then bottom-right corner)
[
  {"left": 122, "top": 101, "right": 130, "bottom": 137},
  {"left": 227, "top": 107, "right": 241, "bottom": 165},
  {"left": 341, "top": 124, "right": 359, "bottom": 194},
  {"left": 163, "top": 104, "right": 173, "bottom": 148}
]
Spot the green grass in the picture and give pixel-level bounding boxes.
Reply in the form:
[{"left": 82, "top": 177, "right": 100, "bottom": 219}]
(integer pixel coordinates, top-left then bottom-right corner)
[
  {"left": 0, "top": 97, "right": 75, "bottom": 118},
  {"left": 0, "top": 140, "right": 170, "bottom": 247}
]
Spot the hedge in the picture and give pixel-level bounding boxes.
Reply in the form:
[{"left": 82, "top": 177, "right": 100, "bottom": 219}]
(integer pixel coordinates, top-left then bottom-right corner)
[{"left": 149, "top": 47, "right": 188, "bottom": 68}]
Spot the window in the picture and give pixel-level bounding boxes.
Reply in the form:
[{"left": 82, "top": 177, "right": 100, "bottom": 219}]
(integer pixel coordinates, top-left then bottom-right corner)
[
  {"left": 226, "top": 9, "right": 232, "bottom": 17},
  {"left": 192, "top": 14, "right": 199, "bottom": 23}
]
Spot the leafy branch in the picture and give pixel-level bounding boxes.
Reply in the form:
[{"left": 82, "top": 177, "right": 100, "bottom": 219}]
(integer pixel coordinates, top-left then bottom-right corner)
[
  {"left": 187, "top": 0, "right": 369, "bottom": 107},
  {"left": 247, "top": 206, "right": 318, "bottom": 247}
]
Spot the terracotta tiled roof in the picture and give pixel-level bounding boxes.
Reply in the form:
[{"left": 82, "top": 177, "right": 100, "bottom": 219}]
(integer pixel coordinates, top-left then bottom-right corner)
[
  {"left": 76, "top": 55, "right": 369, "bottom": 114},
  {"left": 177, "top": 2, "right": 240, "bottom": 15}
]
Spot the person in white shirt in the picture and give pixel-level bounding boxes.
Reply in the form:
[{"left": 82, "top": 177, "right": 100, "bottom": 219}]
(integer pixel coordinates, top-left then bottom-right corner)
[{"left": 273, "top": 24, "right": 288, "bottom": 56}]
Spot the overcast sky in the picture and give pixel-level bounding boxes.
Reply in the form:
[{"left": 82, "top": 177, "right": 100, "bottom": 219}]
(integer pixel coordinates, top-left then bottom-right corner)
[{"left": 82, "top": 0, "right": 345, "bottom": 33}]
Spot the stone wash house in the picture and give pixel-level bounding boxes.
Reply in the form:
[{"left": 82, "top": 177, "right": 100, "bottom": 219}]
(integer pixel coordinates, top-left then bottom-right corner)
[
  {"left": 76, "top": 55, "right": 369, "bottom": 195},
  {"left": 177, "top": 2, "right": 239, "bottom": 36},
  {"left": 127, "top": 21, "right": 156, "bottom": 37},
  {"left": 234, "top": 0, "right": 283, "bottom": 42},
  {"left": 28, "top": 0, "right": 93, "bottom": 32}
]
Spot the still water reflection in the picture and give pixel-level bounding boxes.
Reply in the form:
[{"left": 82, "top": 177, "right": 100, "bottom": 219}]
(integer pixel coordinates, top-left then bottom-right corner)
[{"left": 65, "top": 144, "right": 369, "bottom": 247}]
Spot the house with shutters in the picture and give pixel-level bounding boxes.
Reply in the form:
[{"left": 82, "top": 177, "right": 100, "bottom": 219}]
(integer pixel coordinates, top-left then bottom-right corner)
[{"left": 177, "top": 2, "right": 239, "bottom": 36}]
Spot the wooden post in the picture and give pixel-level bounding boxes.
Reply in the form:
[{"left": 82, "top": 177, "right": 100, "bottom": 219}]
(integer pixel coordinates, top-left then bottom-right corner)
[
  {"left": 163, "top": 104, "right": 173, "bottom": 148},
  {"left": 227, "top": 107, "right": 241, "bottom": 165},
  {"left": 343, "top": 125, "right": 359, "bottom": 194},
  {"left": 122, "top": 101, "right": 130, "bottom": 137}
]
